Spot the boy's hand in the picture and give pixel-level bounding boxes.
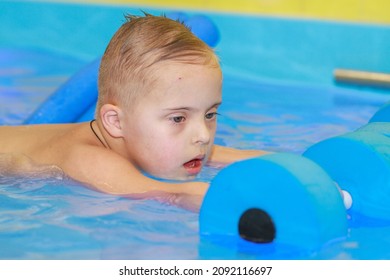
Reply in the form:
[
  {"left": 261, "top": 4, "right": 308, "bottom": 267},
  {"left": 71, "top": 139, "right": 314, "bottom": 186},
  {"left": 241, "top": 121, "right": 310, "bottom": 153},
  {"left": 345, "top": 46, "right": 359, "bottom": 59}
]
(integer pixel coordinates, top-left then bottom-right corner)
[{"left": 208, "top": 144, "right": 269, "bottom": 165}]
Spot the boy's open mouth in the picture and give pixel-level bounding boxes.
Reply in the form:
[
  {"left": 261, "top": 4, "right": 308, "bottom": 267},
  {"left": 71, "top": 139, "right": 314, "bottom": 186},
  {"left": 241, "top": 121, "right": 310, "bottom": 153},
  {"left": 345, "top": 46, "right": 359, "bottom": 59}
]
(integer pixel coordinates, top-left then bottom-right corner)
[{"left": 183, "top": 157, "right": 204, "bottom": 175}]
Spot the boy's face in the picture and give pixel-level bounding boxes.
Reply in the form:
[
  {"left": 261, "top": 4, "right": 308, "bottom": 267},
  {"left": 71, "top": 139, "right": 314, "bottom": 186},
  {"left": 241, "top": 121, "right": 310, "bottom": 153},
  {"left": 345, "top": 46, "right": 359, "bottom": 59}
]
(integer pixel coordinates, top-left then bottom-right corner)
[{"left": 121, "top": 62, "right": 222, "bottom": 181}]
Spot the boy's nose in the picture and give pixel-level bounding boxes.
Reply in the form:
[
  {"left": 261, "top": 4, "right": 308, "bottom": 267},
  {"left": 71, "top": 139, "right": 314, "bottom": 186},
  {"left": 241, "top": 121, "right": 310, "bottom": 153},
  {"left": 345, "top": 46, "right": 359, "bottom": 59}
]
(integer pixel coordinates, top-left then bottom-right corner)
[{"left": 193, "top": 122, "right": 211, "bottom": 145}]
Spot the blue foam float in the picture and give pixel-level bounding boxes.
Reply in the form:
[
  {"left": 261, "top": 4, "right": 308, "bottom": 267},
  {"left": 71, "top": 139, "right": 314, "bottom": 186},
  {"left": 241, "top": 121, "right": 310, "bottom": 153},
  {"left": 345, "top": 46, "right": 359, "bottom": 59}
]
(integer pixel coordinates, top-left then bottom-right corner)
[
  {"left": 369, "top": 101, "right": 390, "bottom": 122},
  {"left": 200, "top": 153, "right": 347, "bottom": 249},
  {"left": 200, "top": 120, "right": 390, "bottom": 249},
  {"left": 304, "top": 122, "right": 390, "bottom": 220}
]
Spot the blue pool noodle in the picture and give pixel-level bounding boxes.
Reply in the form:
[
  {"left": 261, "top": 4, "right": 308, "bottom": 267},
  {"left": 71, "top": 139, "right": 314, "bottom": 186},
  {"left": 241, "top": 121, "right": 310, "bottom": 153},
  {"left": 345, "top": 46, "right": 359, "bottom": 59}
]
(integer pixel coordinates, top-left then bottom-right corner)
[
  {"left": 184, "top": 15, "right": 220, "bottom": 48},
  {"left": 24, "top": 58, "right": 100, "bottom": 124},
  {"left": 165, "top": 11, "right": 189, "bottom": 23},
  {"left": 166, "top": 12, "right": 220, "bottom": 47},
  {"left": 77, "top": 103, "right": 96, "bottom": 122}
]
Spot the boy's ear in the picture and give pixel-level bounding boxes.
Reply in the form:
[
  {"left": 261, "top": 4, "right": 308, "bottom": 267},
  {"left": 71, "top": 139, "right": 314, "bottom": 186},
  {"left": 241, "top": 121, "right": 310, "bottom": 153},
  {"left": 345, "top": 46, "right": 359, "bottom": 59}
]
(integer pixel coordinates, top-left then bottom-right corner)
[{"left": 99, "top": 104, "right": 124, "bottom": 138}]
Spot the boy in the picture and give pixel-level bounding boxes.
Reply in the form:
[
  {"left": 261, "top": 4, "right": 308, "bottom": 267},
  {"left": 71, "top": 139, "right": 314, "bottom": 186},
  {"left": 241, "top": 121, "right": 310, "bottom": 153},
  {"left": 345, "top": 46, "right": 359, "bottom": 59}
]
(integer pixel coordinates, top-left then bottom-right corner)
[{"left": 0, "top": 14, "right": 266, "bottom": 211}]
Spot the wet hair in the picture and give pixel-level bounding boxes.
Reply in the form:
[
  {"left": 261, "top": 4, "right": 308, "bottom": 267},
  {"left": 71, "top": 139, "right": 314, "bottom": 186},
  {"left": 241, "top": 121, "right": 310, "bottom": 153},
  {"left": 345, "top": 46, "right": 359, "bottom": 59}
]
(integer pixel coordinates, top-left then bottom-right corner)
[{"left": 97, "top": 13, "right": 220, "bottom": 113}]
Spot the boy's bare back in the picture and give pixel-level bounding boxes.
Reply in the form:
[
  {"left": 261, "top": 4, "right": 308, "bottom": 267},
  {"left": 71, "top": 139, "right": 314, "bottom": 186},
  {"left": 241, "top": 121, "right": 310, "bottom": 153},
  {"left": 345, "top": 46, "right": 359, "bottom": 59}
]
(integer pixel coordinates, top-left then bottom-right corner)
[{"left": 0, "top": 123, "right": 90, "bottom": 179}]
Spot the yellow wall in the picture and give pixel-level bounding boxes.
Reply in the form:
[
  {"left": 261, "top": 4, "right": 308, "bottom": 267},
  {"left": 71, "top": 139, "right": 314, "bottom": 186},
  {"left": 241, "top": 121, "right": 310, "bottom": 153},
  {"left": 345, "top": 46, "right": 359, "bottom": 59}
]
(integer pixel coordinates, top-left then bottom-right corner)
[{"left": 68, "top": 0, "right": 390, "bottom": 25}]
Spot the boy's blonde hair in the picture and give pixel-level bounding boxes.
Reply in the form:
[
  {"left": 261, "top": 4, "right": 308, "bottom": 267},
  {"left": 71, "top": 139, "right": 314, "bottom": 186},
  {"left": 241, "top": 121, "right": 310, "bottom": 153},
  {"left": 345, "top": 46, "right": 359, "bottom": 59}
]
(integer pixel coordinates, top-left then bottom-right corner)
[{"left": 97, "top": 13, "right": 220, "bottom": 113}]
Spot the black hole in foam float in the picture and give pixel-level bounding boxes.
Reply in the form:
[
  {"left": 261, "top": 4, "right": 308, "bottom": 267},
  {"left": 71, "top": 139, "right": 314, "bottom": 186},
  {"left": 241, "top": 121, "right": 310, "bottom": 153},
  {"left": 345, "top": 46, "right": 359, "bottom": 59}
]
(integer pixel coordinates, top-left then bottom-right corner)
[{"left": 238, "top": 208, "right": 276, "bottom": 243}]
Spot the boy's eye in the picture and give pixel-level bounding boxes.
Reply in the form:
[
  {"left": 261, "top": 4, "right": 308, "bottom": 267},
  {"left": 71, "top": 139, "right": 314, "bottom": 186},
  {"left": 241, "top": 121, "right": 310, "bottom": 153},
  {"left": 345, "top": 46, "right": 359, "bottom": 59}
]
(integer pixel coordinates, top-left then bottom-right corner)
[
  {"left": 205, "top": 112, "right": 218, "bottom": 120},
  {"left": 171, "top": 116, "right": 186, "bottom": 123}
]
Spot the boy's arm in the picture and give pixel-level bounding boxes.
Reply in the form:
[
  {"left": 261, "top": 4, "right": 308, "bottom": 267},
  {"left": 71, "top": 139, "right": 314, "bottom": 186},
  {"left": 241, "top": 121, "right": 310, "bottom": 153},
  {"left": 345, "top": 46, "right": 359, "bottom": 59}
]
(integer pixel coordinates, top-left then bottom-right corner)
[
  {"left": 208, "top": 144, "right": 269, "bottom": 165},
  {"left": 62, "top": 144, "right": 208, "bottom": 212}
]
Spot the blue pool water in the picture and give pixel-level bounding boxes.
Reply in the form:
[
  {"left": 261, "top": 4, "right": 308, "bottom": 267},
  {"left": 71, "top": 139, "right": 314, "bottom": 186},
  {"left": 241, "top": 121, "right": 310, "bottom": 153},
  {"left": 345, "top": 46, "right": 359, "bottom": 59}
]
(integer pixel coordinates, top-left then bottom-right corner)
[{"left": 1, "top": 1, "right": 390, "bottom": 259}]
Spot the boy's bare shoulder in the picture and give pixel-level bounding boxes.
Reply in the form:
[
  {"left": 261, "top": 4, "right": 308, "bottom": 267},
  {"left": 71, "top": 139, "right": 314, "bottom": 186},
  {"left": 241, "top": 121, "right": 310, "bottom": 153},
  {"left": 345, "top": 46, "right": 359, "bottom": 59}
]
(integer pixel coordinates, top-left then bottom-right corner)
[
  {"left": 0, "top": 123, "right": 83, "bottom": 154},
  {"left": 0, "top": 123, "right": 127, "bottom": 184},
  {"left": 60, "top": 140, "right": 141, "bottom": 192}
]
